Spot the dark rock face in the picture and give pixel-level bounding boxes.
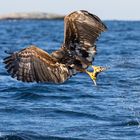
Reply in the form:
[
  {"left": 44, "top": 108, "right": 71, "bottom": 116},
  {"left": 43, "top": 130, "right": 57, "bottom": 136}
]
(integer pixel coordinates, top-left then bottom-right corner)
[{"left": 0, "top": 12, "right": 64, "bottom": 20}]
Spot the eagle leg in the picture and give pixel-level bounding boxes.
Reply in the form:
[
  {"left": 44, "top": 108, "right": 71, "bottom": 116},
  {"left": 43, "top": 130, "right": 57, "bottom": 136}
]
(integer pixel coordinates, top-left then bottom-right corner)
[{"left": 85, "top": 65, "right": 109, "bottom": 86}]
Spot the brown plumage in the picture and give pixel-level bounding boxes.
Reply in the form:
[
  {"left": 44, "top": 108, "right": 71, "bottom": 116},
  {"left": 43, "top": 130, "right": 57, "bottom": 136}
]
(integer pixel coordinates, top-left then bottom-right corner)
[{"left": 3, "top": 10, "right": 107, "bottom": 83}]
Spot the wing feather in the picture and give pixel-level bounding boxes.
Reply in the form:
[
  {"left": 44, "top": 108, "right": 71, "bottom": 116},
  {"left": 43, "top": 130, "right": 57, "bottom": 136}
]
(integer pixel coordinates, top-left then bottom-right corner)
[
  {"left": 4, "top": 45, "right": 70, "bottom": 83},
  {"left": 51, "top": 10, "right": 107, "bottom": 73},
  {"left": 64, "top": 10, "right": 107, "bottom": 68}
]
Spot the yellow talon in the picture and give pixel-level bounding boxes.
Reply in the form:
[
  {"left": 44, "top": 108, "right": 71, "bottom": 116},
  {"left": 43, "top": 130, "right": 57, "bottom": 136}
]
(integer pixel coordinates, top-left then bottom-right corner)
[{"left": 85, "top": 65, "right": 109, "bottom": 86}]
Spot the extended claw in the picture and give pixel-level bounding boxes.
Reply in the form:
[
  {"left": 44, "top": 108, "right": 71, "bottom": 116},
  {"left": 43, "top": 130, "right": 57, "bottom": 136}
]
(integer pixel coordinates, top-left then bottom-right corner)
[{"left": 86, "top": 65, "right": 109, "bottom": 86}]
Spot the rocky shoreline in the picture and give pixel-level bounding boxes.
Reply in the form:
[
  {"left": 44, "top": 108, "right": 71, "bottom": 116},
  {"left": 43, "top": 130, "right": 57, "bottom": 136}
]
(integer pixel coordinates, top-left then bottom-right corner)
[{"left": 0, "top": 12, "right": 64, "bottom": 20}]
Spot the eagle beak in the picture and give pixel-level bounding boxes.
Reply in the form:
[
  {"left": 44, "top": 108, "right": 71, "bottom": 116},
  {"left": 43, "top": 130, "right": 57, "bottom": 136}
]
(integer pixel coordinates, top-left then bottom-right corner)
[{"left": 86, "top": 65, "right": 109, "bottom": 86}]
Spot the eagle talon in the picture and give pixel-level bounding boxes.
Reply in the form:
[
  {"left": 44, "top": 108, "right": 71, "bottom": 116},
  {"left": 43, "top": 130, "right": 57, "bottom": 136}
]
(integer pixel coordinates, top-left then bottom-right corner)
[
  {"left": 85, "top": 65, "right": 109, "bottom": 86},
  {"left": 85, "top": 70, "right": 97, "bottom": 86}
]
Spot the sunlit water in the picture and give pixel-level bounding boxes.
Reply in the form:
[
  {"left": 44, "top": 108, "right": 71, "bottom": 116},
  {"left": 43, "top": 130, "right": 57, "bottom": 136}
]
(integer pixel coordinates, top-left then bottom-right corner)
[{"left": 0, "top": 20, "right": 140, "bottom": 140}]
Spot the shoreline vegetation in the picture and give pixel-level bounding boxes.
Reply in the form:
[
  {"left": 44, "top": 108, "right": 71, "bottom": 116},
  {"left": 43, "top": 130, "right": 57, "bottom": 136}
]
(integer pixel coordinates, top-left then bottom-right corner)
[{"left": 0, "top": 12, "right": 64, "bottom": 20}]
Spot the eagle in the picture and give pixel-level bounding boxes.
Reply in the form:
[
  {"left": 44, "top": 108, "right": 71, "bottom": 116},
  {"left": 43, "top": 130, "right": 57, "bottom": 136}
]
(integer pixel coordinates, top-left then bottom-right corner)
[{"left": 4, "top": 10, "right": 108, "bottom": 85}]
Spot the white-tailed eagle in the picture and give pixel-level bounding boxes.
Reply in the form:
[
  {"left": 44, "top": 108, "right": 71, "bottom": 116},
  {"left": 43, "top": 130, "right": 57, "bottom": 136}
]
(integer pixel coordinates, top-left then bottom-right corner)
[{"left": 4, "top": 10, "right": 108, "bottom": 85}]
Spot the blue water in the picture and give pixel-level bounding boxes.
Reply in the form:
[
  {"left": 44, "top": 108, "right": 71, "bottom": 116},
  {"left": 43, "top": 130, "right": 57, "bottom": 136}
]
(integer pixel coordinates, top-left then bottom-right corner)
[{"left": 0, "top": 20, "right": 140, "bottom": 140}]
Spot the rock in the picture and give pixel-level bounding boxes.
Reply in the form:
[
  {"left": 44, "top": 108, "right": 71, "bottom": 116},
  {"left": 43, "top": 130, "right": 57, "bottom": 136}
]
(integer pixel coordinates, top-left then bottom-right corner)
[{"left": 0, "top": 12, "right": 64, "bottom": 20}]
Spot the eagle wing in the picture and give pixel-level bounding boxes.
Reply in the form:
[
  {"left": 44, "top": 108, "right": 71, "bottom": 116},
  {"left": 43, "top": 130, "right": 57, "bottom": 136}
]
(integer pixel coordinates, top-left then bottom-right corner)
[
  {"left": 63, "top": 10, "right": 107, "bottom": 69},
  {"left": 4, "top": 45, "right": 70, "bottom": 83}
]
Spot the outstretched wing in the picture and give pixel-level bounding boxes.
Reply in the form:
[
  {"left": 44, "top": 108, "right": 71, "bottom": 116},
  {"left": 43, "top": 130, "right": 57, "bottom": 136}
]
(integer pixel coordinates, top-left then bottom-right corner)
[
  {"left": 63, "top": 10, "right": 107, "bottom": 69},
  {"left": 4, "top": 45, "right": 70, "bottom": 83}
]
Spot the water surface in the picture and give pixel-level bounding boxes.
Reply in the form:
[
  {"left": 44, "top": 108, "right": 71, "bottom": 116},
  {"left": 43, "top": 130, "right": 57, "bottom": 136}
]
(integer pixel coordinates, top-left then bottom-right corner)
[{"left": 0, "top": 20, "right": 140, "bottom": 140}]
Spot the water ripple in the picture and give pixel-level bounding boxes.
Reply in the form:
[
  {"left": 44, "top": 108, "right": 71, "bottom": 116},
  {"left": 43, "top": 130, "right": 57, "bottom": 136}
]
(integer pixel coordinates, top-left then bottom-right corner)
[{"left": 0, "top": 20, "right": 140, "bottom": 140}]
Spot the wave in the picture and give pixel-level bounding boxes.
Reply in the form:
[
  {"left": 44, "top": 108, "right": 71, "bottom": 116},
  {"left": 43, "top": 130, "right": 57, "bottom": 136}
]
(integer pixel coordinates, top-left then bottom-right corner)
[
  {"left": 53, "top": 109, "right": 100, "bottom": 120},
  {"left": 12, "top": 92, "right": 73, "bottom": 101},
  {"left": 112, "top": 120, "right": 140, "bottom": 127},
  {"left": 0, "top": 132, "right": 85, "bottom": 140},
  {"left": 122, "top": 120, "right": 140, "bottom": 127},
  {"left": 12, "top": 92, "right": 46, "bottom": 100}
]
